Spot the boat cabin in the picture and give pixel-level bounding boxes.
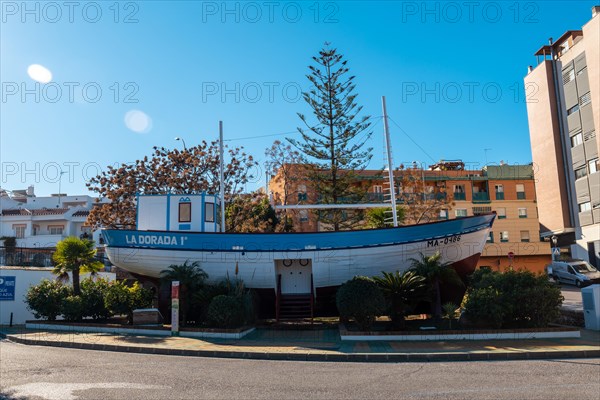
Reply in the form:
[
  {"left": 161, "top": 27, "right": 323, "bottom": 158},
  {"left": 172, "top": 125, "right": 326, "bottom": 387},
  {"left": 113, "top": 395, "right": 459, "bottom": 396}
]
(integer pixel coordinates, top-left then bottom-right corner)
[{"left": 136, "top": 193, "right": 221, "bottom": 233}]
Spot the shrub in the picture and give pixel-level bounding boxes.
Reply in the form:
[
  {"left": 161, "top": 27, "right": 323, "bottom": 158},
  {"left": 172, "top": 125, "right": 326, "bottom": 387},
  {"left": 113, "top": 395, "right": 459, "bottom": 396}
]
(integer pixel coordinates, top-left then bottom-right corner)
[
  {"left": 25, "top": 279, "right": 70, "bottom": 321},
  {"left": 193, "top": 277, "right": 256, "bottom": 327},
  {"left": 372, "top": 270, "right": 428, "bottom": 328},
  {"left": 464, "top": 269, "right": 563, "bottom": 328},
  {"left": 462, "top": 287, "right": 505, "bottom": 328},
  {"left": 104, "top": 280, "right": 153, "bottom": 323},
  {"left": 61, "top": 295, "right": 86, "bottom": 321},
  {"left": 189, "top": 281, "right": 229, "bottom": 323},
  {"left": 336, "top": 276, "right": 385, "bottom": 331},
  {"left": 80, "top": 277, "right": 112, "bottom": 320},
  {"left": 207, "top": 295, "right": 245, "bottom": 328}
]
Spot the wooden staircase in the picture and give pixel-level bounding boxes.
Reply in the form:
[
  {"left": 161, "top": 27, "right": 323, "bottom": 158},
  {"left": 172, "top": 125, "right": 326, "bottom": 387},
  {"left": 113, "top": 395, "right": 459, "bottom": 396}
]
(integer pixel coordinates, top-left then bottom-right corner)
[
  {"left": 276, "top": 273, "right": 315, "bottom": 322},
  {"left": 278, "top": 294, "right": 312, "bottom": 320}
]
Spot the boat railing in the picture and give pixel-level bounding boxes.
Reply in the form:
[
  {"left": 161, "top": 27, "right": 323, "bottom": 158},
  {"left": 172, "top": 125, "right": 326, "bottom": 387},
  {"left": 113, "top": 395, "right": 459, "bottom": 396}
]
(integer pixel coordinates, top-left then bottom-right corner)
[
  {"left": 276, "top": 273, "right": 281, "bottom": 322},
  {"left": 310, "top": 273, "right": 314, "bottom": 324}
]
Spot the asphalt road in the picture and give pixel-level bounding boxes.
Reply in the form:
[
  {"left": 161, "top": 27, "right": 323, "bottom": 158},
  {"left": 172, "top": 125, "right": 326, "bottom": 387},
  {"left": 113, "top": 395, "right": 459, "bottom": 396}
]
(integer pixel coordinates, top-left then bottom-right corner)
[{"left": 1, "top": 340, "right": 599, "bottom": 400}]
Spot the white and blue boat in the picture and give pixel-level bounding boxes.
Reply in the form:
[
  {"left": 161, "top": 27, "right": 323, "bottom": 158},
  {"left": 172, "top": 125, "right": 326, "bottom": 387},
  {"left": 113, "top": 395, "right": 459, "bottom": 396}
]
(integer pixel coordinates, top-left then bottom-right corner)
[{"left": 102, "top": 194, "right": 495, "bottom": 296}]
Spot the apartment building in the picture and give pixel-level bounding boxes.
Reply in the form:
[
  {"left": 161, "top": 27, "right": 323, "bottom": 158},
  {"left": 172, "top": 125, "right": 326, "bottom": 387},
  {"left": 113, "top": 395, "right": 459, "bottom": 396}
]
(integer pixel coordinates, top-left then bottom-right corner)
[
  {"left": 0, "top": 186, "right": 105, "bottom": 248},
  {"left": 269, "top": 163, "right": 551, "bottom": 273},
  {"left": 524, "top": 6, "right": 600, "bottom": 267}
]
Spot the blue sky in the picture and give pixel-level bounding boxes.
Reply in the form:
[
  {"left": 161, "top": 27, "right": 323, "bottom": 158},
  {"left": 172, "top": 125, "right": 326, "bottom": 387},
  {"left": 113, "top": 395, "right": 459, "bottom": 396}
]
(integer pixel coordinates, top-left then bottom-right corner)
[{"left": 1, "top": 1, "right": 597, "bottom": 196}]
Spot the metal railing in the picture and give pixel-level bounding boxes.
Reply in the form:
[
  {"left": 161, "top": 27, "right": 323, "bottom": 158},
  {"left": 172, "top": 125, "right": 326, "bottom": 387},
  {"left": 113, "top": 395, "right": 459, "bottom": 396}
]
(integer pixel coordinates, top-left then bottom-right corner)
[
  {"left": 0, "top": 247, "right": 110, "bottom": 268},
  {"left": 275, "top": 273, "right": 282, "bottom": 322}
]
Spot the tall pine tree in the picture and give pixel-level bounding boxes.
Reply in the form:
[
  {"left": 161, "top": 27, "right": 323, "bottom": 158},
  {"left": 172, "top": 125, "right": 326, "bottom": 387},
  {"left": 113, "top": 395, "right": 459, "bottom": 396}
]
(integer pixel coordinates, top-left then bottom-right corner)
[{"left": 289, "top": 45, "right": 373, "bottom": 231}]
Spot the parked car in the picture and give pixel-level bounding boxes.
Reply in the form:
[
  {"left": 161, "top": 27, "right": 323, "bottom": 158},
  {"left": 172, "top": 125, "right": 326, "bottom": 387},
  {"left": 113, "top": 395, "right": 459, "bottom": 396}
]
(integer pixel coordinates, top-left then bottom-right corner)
[{"left": 546, "top": 260, "right": 600, "bottom": 288}]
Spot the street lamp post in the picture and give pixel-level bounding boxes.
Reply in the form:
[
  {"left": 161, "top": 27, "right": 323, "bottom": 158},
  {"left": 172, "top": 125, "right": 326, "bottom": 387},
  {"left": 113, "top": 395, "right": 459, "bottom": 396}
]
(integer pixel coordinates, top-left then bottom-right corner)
[
  {"left": 175, "top": 137, "right": 187, "bottom": 150},
  {"left": 58, "top": 171, "right": 67, "bottom": 206}
]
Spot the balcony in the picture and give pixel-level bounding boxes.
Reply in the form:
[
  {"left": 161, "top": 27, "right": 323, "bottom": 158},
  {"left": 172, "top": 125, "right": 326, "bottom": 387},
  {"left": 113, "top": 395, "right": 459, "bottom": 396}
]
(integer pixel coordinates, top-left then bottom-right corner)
[
  {"left": 453, "top": 192, "right": 466, "bottom": 201},
  {"left": 495, "top": 192, "right": 505, "bottom": 200},
  {"left": 366, "top": 193, "right": 384, "bottom": 202},
  {"left": 17, "top": 235, "right": 65, "bottom": 248},
  {"left": 472, "top": 192, "right": 490, "bottom": 203},
  {"left": 517, "top": 192, "right": 526, "bottom": 200}
]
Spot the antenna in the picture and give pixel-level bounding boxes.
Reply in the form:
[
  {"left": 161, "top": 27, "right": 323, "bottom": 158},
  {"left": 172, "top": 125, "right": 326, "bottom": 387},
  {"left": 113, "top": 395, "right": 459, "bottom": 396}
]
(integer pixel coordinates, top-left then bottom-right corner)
[{"left": 484, "top": 148, "right": 492, "bottom": 166}]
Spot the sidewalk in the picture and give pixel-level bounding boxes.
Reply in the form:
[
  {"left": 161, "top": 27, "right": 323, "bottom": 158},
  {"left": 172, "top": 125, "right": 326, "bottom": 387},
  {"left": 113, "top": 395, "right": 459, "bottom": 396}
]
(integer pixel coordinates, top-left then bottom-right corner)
[{"left": 2, "top": 326, "right": 599, "bottom": 362}]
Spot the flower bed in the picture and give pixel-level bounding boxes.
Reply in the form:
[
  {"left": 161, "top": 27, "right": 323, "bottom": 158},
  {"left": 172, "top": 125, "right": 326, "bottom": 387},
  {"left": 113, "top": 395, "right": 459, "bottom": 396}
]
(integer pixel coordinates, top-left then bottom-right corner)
[
  {"left": 25, "top": 320, "right": 255, "bottom": 339},
  {"left": 339, "top": 322, "right": 580, "bottom": 341}
]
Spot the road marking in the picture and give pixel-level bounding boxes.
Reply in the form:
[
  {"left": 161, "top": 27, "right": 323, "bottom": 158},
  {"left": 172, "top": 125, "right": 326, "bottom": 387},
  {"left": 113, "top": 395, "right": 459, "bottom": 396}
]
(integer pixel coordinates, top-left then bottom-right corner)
[{"left": 6, "top": 382, "right": 168, "bottom": 400}]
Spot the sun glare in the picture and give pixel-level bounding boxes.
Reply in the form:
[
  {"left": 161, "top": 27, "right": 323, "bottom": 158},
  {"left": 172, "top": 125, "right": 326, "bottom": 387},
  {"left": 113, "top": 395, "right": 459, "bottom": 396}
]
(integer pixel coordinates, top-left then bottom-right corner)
[
  {"left": 27, "top": 64, "right": 52, "bottom": 83},
  {"left": 124, "top": 110, "right": 152, "bottom": 134}
]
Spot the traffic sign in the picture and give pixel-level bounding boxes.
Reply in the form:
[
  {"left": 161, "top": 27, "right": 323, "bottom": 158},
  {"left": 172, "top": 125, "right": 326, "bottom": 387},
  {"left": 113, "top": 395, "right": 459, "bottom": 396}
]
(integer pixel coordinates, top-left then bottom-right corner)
[{"left": 0, "top": 276, "right": 16, "bottom": 301}]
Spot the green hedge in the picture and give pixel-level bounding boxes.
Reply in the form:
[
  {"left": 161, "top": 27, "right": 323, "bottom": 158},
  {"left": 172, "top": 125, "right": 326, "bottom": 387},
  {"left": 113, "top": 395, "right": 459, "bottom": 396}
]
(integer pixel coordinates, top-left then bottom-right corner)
[
  {"left": 464, "top": 269, "right": 563, "bottom": 328},
  {"left": 207, "top": 295, "right": 245, "bottom": 328},
  {"left": 25, "top": 279, "right": 70, "bottom": 321},
  {"left": 25, "top": 278, "right": 153, "bottom": 323},
  {"left": 336, "top": 276, "right": 385, "bottom": 331}
]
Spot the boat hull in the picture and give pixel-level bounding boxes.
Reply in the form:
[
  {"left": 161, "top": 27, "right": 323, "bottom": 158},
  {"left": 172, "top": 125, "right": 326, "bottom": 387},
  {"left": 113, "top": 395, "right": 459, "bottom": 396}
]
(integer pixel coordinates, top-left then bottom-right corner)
[{"left": 102, "top": 214, "right": 495, "bottom": 289}]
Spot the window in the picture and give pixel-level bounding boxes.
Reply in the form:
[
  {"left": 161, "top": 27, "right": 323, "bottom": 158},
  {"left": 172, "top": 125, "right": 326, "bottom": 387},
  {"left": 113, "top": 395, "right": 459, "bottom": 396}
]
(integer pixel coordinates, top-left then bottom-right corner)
[
  {"left": 571, "top": 133, "right": 583, "bottom": 147},
  {"left": 579, "top": 202, "right": 591, "bottom": 212},
  {"left": 575, "top": 167, "right": 587, "bottom": 179},
  {"left": 49, "top": 225, "right": 64, "bottom": 235},
  {"left": 579, "top": 92, "right": 591, "bottom": 107},
  {"left": 439, "top": 209, "right": 448, "bottom": 220},
  {"left": 455, "top": 209, "right": 467, "bottom": 218},
  {"left": 589, "top": 158, "right": 599, "bottom": 174},
  {"left": 495, "top": 184, "right": 504, "bottom": 200},
  {"left": 373, "top": 185, "right": 383, "bottom": 193},
  {"left": 497, "top": 207, "right": 506, "bottom": 219},
  {"left": 500, "top": 231, "right": 509, "bottom": 242},
  {"left": 584, "top": 130, "right": 596, "bottom": 142},
  {"left": 520, "top": 230, "right": 530, "bottom": 243},
  {"left": 567, "top": 104, "right": 579, "bottom": 115},
  {"left": 473, "top": 206, "right": 492, "bottom": 216},
  {"left": 204, "top": 202, "right": 215, "bottom": 222},
  {"left": 297, "top": 184, "right": 307, "bottom": 201},
  {"left": 518, "top": 208, "right": 528, "bottom": 218},
  {"left": 13, "top": 224, "right": 26, "bottom": 238},
  {"left": 516, "top": 184, "right": 525, "bottom": 200},
  {"left": 453, "top": 185, "right": 466, "bottom": 200},
  {"left": 563, "top": 69, "right": 575, "bottom": 84},
  {"left": 179, "top": 202, "right": 191, "bottom": 223},
  {"left": 486, "top": 232, "right": 494, "bottom": 243},
  {"left": 299, "top": 210, "right": 308, "bottom": 222}
]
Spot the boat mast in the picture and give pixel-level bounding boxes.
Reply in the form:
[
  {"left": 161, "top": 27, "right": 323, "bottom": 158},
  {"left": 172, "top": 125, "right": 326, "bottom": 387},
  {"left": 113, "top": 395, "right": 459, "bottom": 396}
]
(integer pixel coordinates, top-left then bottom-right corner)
[
  {"left": 219, "top": 121, "right": 226, "bottom": 232},
  {"left": 382, "top": 96, "right": 398, "bottom": 227}
]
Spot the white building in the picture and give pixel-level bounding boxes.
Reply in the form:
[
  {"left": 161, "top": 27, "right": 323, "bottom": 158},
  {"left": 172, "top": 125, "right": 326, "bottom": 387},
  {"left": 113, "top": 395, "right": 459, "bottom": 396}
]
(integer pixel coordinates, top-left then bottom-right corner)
[
  {"left": 0, "top": 267, "right": 116, "bottom": 325},
  {"left": 0, "top": 186, "right": 106, "bottom": 248}
]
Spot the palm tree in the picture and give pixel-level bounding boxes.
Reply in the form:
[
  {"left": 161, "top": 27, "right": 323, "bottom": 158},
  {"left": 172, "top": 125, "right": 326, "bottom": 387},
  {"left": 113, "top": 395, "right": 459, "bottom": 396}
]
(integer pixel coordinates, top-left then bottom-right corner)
[
  {"left": 160, "top": 261, "right": 208, "bottom": 326},
  {"left": 52, "top": 237, "right": 104, "bottom": 296},
  {"left": 372, "top": 270, "right": 427, "bottom": 328},
  {"left": 409, "top": 252, "right": 464, "bottom": 320}
]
